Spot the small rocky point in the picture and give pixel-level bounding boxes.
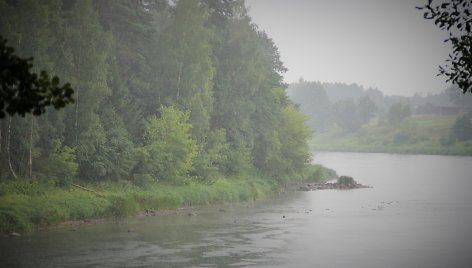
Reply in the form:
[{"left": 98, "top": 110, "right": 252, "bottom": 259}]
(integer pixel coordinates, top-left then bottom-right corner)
[
  {"left": 297, "top": 182, "right": 371, "bottom": 191},
  {"left": 287, "top": 176, "right": 371, "bottom": 191}
]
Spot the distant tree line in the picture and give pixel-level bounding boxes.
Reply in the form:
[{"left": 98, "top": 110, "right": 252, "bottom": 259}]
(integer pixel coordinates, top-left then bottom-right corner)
[
  {"left": 289, "top": 80, "right": 472, "bottom": 146},
  {"left": 288, "top": 80, "right": 472, "bottom": 134},
  {"left": 0, "top": 0, "right": 311, "bottom": 185},
  {"left": 287, "top": 80, "right": 404, "bottom": 132}
]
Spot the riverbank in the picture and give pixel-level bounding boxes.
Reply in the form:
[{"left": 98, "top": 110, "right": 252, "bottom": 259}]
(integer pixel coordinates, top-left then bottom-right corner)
[
  {"left": 311, "top": 140, "right": 472, "bottom": 155},
  {"left": 311, "top": 115, "right": 472, "bottom": 156},
  {"left": 0, "top": 165, "right": 337, "bottom": 234}
]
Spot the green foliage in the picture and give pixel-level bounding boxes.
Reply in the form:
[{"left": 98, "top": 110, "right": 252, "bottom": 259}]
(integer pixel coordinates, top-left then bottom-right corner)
[
  {"left": 75, "top": 115, "right": 108, "bottom": 180},
  {"left": 210, "top": 14, "right": 293, "bottom": 179},
  {"left": 290, "top": 164, "right": 338, "bottom": 183},
  {"left": 286, "top": 81, "right": 332, "bottom": 131},
  {"left": 450, "top": 114, "right": 472, "bottom": 141},
  {"left": 387, "top": 102, "right": 411, "bottom": 126},
  {"left": 139, "top": 106, "right": 198, "bottom": 183},
  {"left": 311, "top": 115, "right": 472, "bottom": 156},
  {"left": 0, "top": 180, "right": 50, "bottom": 197},
  {"left": 0, "top": 176, "right": 278, "bottom": 232},
  {"left": 418, "top": 0, "right": 472, "bottom": 93},
  {"left": 97, "top": 107, "right": 137, "bottom": 180},
  {"left": 333, "top": 99, "right": 360, "bottom": 132},
  {"left": 106, "top": 195, "right": 138, "bottom": 219},
  {"left": 0, "top": 208, "right": 32, "bottom": 233},
  {"left": 0, "top": 0, "right": 313, "bottom": 213},
  {"left": 337, "top": 176, "right": 355, "bottom": 186},
  {"left": 393, "top": 119, "right": 418, "bottom": 144},
  {"left": 357, "top": 95, "right": 377, "bottom": 125},
  {"left": 331, "top": 96, "right": 377, "bottom": 133},
  {"left": 46, "top": 139, "right": 77, "bottom": 187},
  {"left": 191, "top": 128, "right": 229, "bottom": 181},
  {"left": 0, "top": 181, "right": 109, "bottom": 232},
  {"left": 157, "top": 0, "right": 214, "bottom": 140},
  {"left": 0, "top": 35, "right": 74, "bottom": 118},
  {"left": 221, "top": 140, "right": 253, "bottom": 176},
  {"left": 276, "top": 104, "right": 312, "bottom": 176}
]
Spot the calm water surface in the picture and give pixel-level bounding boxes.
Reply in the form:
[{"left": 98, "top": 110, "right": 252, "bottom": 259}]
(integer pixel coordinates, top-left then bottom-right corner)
[{"left": 1, "top": 152, "right": 472, "bottom": 267}]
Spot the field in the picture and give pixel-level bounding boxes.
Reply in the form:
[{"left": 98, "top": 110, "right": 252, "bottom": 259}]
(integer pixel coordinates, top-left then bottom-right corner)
[{"left": 311, "top": 115, "right": 472, "bottom": 155}]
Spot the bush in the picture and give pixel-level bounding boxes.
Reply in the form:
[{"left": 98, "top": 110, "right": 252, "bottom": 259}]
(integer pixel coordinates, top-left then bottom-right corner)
[
  {"left": 450, "top": 114, "right": 472, "bottom": 141},
  {"left": 302, "top": 164, "right": 337, "bottom": 182},
  {"left": 0, "top": 210, "right": 32, "bottom": 233},
  {"left": 440, "top": 136, "right": 455, "bottom": 146},
  {"left": 337, "top": 176, "right": 356, "bottom": 186},
  {"left": 393, "top": 132, "right": 411, "bottom": 144},
  {"left": 106, "top": 195, "right": 138, "bottom": 218}
]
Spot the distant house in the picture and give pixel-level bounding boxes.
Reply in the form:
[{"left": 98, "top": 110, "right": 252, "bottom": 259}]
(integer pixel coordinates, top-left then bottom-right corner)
[
  {"left": 415, "top": 102, "right": 472, "bottom": 116},
  {"left": 438, "top": 106, "right": 472, "bottom": 116},
  {"left": 416, "top": 102, "right": 439, "bottom": 115}
]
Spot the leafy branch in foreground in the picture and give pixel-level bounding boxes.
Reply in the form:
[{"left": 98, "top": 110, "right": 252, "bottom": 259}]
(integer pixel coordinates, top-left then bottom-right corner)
[
  {"left": 417, "top": 0, "right": 472, "bottom": 93},
  {"left": 0, "top": 35, "right": 74, "bottom": 118}
]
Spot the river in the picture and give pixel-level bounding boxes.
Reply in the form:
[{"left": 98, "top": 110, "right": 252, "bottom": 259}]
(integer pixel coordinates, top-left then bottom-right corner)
[{"left": 1, "top": 152, "right": 472, "bottom": 267}]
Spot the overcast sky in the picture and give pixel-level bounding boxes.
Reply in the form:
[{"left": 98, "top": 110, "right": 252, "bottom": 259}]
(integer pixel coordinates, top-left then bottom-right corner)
[{"left": 245, "top": 0, "right": 451, "bottom": 96}]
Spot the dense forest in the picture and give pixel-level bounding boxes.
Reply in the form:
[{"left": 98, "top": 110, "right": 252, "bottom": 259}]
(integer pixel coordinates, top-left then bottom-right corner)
[{"left": 0, "top": 0, "right": 312, "bottom": 185}]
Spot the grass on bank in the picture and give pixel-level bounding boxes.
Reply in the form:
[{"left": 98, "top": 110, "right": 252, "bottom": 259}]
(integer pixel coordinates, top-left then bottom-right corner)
[
  {"left": 311, "top": 115, "right": 472, "bottom": 156},
  {"left": 0, "top": 164, "right": 336, "bottom": 233}
]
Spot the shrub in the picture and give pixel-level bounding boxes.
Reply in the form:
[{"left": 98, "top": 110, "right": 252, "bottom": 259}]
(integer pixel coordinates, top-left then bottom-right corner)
[
  {"left": 302, "top": 164, "right": 337, "bottom": 182},
  {"left": 337, "top": 176, "right": 356, "bottom": 186}
]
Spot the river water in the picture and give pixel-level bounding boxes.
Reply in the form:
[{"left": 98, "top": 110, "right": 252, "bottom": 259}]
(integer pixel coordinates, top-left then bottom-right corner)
[{"left": 1, "top": 152, "right": 472, "bottom": 267}]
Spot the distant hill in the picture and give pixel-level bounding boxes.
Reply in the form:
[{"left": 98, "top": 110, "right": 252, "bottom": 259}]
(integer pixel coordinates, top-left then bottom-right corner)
[
  {"left": 287, "top": 80, "right": 472, "bottom": 156},
  {"left": 287, "top": 80, "right": 472, "bottom": 130}
]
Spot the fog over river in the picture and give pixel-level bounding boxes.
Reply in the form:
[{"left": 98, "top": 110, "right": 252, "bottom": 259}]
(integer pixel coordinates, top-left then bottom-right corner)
[{"left": 1, "top": 152, "right": 472, "bottom": 267}]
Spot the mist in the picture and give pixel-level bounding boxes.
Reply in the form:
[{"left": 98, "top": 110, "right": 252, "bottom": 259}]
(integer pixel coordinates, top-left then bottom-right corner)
[
  {"left": 246, "top": 0, "right": 451, "bottom": 96},
  {"left": 1, "top": 0, "right": 471, "bottom": 267}
]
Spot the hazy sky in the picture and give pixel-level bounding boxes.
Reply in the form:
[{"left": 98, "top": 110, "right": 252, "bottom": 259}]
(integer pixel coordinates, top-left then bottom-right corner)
[{"left": 246, "top": 0, "right": 451, "bottom": 96}]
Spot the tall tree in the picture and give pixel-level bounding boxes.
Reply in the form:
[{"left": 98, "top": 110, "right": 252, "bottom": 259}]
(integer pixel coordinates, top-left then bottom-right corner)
[
  {"left": 333, "top": 99, "right": 360, "bottom": 132},
  {"left": 211, "top": 15, "right": 265, "bottom": 162},
  {"left": 276, "top": 103, "right": 312, "bottom": 177},
  {"left": 0, "top": 0, "right": 71, "bottom": 179},
  {"left": 157, "top": 0, "right": 214, "bottom": 141},
  {"left": 287, "top": 81, "right": 333, "bottom": 131},
  {"left": 60, "top": 0, "right": 112, "bottom": 180},
  {"left": 450, "top": 113, "right": 472, "bottom": 141},
  {"left": 96, "top": 0, "right": 168, "bottom": 129},
  {"left": 357, "top": 95, "right": 377, "bottom": 126}
]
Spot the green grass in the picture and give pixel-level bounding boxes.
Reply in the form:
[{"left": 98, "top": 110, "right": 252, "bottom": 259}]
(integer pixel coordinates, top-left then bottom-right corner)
[
  {"left": 0, "top": 163, "right": 337, "bottom": 234},
  {"left": 0, "top": 184, "right": 109, "bottom": 232},
  {"left": 0, "top": 175, "right": 281, "bottom": 233},
  {"left": 311, "top": 115, "right": 472, "bottom": 155}
]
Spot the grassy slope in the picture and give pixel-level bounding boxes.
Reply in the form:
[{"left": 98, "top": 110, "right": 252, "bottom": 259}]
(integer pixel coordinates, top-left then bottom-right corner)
[
  {"left": 0, "top": 165, "right": 336, "bottom": 233},
  {"left": 311, "top": 115, "right": 472, "bottom": 155}
]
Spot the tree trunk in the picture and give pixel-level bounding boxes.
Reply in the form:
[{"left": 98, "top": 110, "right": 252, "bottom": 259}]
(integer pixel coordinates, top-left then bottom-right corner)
[
  {"left": 28, "top": 116, "right": 34, "bottom": 178},
  {"left": 74, "top": 85, "right": 80, "bottom": 145},
  {"left": 176, "top": 62, "right": 183, "bottom": 100},
  {"left": 0, "top": 120, "right": 2, "bottom": 153},
  {"left": 7, "top": 117, "right": 17, "bottom": 178},
  {"left": 74, "top": 45, "right": 82, "bottom": 145}
]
